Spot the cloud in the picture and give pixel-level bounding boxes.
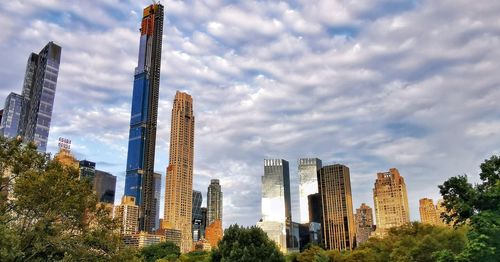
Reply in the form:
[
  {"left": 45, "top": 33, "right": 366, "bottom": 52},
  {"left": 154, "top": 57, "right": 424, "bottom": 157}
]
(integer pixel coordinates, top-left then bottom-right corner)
[{"left": 0, "top": 0, "right": 499, "bottom": 229}]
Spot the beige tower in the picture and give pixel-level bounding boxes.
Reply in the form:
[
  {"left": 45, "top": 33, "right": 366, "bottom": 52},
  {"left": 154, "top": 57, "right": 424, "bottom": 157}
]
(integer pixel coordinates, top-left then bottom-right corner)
[
  {"left": 355, "top": 203, "right": 374, "bottom": 244},
  {"left": 115, "top": 196, "right": 139, "bottom": 235},
  {"left": 318, "top": 164, "right": 355, "bottom": 250},
  {"left": 373, "top": 168, "right": 410, "bottom": 236},
  {"left": 164, "top": 91, "right": 195, "bottom": 252},
  {"left": 419, "top": 198, "right": 439, "bottom": 225}
]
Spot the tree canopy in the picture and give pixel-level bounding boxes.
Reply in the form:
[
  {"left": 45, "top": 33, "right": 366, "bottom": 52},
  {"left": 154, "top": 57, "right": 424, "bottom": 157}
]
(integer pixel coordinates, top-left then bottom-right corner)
[
  {"left": 210, "top": 224, "right": 285, "bottom": 262},
  {"left": 0, "top": 137, "right": 134, "bottom": 261}
]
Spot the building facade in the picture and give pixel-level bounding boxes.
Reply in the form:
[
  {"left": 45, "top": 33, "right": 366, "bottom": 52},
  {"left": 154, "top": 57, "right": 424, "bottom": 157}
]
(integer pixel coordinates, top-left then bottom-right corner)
[
  {"left": 115, "top": 196, "right": 139, "bottom": 235},
  {"left": 420, "top": 198, "right": 447, "bottom": 226},
  {"left": 23, "top": 42, "right": 61, "bottom": 152},
  {"left": 207, "top": 179, "right": 223, "bottom": 226},
  {"left": 153, "top": 173, "right": 161, "bottom": 231},
  {"left": 164, "top": 91, "right": 195, "bottom": 252},
  {"left": 192, "top": 190, "right": 203, "bottom": 241},
  {"left": 318, "top": 164, "right": 355, "bottom": 250},
  {"left": 79, "top": 160, "right": 96, "bottom": 181},
  {"left": 259, "top": 159, "right": 292, "bottom": 252},
  {"left": 373, "top": 168, "right": 410, "bottom": 235},
  {"left": 205, "top": 219, "right": 223, "bottom": 248},
  {"left": 122, "top": 232, "right": 165, "bottom": 248},
  {"left": 298, "top": 158, "right": 322, "bottom": 223},
  {"left": 355, "top": 203, "right": 374, "bottom": 245},
  {"left": 124, "top": 3, "right": 164, "bottom": 233},
  {"left": 94, "top": 170, "right": 116, "bottom": 204},
  {"left": 0, "top": 93, "right": 23, "bottom": 138}
]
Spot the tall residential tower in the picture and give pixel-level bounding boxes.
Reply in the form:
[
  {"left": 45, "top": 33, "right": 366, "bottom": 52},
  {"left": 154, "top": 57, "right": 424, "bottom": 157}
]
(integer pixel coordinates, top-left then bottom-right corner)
[
  {"left": 373, "top": 168, "right": 410, "bottom": 235},
  {"left": 207, "top": 179, "right": 223, "bottom": 226},
  {"left": 164, "top": 91, "right": 195, "bottom": 252},
  {"left": 124, "top": 3, "right": 164, "bottom": 233}
]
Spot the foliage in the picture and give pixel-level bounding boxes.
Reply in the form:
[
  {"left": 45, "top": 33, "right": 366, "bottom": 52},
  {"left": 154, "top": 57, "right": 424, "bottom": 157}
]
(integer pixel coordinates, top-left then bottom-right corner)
[
  {"left": 438, "top": 155, "right": 500, "bottom": 262},
  {"left": 210, "top": 224, "right": 285, "bottom": 262},
  {"left": 0, "top": 137, "right": 134, "bottom": 261},
  {"left": 178, "top": 250, "right": 210, "bottom": 262},
  {"left": 140, "top": 241, "right": 180, "bottom": 262}
]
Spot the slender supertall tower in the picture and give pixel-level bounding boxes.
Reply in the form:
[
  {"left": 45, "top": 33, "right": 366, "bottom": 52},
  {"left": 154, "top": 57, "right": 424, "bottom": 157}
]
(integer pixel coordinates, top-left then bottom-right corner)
[
  {"left": 164, "top": 91, "right": 195, "bottom": 252},
  {"left": 124, "top": 3, "right": 164, "bottom": 233}
]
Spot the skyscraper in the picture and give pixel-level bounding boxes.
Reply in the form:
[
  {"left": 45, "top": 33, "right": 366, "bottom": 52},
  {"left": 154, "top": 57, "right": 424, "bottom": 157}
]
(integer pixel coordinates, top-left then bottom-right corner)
[
  {"left": 124, "top": 3, "right": 164, "bottom": 233},
  {"left": 207, "top": 179, "right": 223, "bottom": 226},
  {"left": 164, "top": 91, "right": 195, "bottom": 252},
  {"left": 258, "top": 159, "right": 292, "bottom": 253},
  {"left": 0, "top": 93, "right": 23, "bottom": 138},
  {"left": 419, "top": 198, "right": 446, "bottom": 226},
  {"left": 355, "top": 203, "right": 374, "bottom": 245},
  {"left": 318, "top": 164, "right": 355, "bottom": 250},
  {"left": 373, "top": 168, "right": 410, "bottom": 235},
  {"left": 298, "top": 158, "right": 322, "bottom": 223},
  {"left": 192, "top": 190, "right": 203, "bottom": 241},
  {"left": 23, "top": 42, "right": 61, "bottom": 152},
  {"left": 79, "top": 160, "right": 96, "bottom": 181}
]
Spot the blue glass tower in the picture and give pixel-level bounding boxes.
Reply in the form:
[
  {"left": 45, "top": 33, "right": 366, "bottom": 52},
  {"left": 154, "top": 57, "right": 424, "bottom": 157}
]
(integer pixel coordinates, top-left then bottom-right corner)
[{"left": 124, "top": 3, "right": 164, "bottom": 233}]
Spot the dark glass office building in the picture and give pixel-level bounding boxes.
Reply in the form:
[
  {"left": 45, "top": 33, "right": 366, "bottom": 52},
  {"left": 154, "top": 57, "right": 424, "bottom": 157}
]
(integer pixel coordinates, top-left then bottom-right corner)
[
  {"left": 95, "top": 170, "right": 116, "bottom": 204},
  {"left": 0, "top": 93, "right": 23, "bottom": 138},
  {"left": 124, "top": 3, "right": 164, "bottom": 233},
  {"left": 192, "top": 190, "right": 203, "bottom": 241},
  {"left": 23, "top": 43, "right": 61, "bottom": 152}
]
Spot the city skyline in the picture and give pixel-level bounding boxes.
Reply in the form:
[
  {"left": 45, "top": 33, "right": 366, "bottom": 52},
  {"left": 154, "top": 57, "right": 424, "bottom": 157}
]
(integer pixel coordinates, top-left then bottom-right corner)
[{"left": 0, "top": 0, "right": 499, "bottom": 229}]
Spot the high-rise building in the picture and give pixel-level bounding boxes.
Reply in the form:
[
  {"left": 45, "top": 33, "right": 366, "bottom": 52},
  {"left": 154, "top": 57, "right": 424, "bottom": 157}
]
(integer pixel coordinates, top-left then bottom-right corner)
[
  {"left": 94, "top": 170, "right": 116, "bottom": 204},
  {"left": 153, "top": 173, "right": 161, "bottom": 231},
  {"left": 308, "top": 193, "right": 322, "bottom": 224},
  {"left": 298, "top": 158, "right": 322, "bottom": 223},
  {"left": 164, "top": 91, "right": 195, "bottom": 252},
  {"left": 318, "top": 164, "right": 355, "bottom": 250},
  {"left": 373, "top": 168, "right": 410, "bottom": 235},
  {"left": 124, "top": 3, "right": 164, "bottom": 233},
  {"left": 192, "top": 190, "right": 203, "bottom": 241},
  {"left": 207, "top": 179, "right": 223, "bottom": 226},
  {"left": 122, "top": 232, "right": 165, "bottom": 248},
  {"left": 0, "top": 93, "right": 23, "bottom": 138},
  {"left": 420, "top": 198, "right": 447, "bottom": 226},
  {"left": 79, "top": 160, "right": 96, "bottom": 181},
  {"left": 355, "top": 203, "right": 374, "bottom": 245},
  {"left": 200, "top": 207, "right": 208, "bottom": 239},
  {"left": 258, "top": 159, "right": 292, "bottom": 253},
  {"left": 115, "top": 196, "right": 139, "bottom": 235},
  {"left": 205, "top": 219, "right": 223, "bottom": 248},
  {"left": 23, "top": 42, "right": 61, "bottom": 152}
]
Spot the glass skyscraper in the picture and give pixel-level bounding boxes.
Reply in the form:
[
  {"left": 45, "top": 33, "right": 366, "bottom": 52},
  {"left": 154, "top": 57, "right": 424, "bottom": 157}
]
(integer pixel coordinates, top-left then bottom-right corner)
[
  {"left": 95, "top": 170, "right": 116, "bottom": 204},
  {"left": 258, "top": 159, "right": 294, "bottom": 253},
  {"left": 298, "top": 158, "right": 322, "bottom": 223},
  {"left": 1, "top": 43, "right": 60, "bottom": 152},
  {"left": 124, "top": 3, "right": 164, "bottom": 233},
  {"left": 0, "top": 93, "right": 23, "bottom": 138},
  {"left": 23, "top": 42, "right": 61, "bottom": 152}
]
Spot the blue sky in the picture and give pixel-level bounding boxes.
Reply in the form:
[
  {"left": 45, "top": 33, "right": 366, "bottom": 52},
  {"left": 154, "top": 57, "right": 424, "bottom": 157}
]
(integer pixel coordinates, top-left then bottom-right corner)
[{"left": 1, "top": 0, "right": 499, "bottom": 228}]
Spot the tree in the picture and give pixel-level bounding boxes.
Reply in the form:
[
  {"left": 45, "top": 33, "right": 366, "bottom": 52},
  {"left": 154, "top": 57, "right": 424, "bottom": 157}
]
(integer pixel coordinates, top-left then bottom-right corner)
[
  {"left": 296, "top": 245, "right": 328, "bottom": 262},
  {"left": 0, "top": 136, "right": 134, "bottom": 261},
  {"left": 178, "top": 250, "right": 210, "bottom": 262},
  {"left": 439, "top": 155, "right": 500, "bottom": 261},
  {"left": 210, "top": 224, "right": 285, "bottom": 262},
  {"left": 139, "top": 241, "right": 180, "bottom": 262}
]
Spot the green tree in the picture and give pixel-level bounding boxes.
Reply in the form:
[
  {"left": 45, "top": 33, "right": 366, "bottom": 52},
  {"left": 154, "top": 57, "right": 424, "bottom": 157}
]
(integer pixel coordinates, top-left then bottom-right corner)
[
  {"left": 210, "top": 224, "right": 285, "bottom": 262},
  {"left": 296, "top": 245, "right": 328, "bottom": 262},
  {"left": 140, "top": 241, "right": 180, "bottom": 262},
  {"left": 439, "top": 155, "right": 500, "bottom": 262},
  {"left": 178, "top": 250, "right": 210, "bottom": 262},
  {"left": 0, "top": 137, "right": 134, "bottom": 261}
]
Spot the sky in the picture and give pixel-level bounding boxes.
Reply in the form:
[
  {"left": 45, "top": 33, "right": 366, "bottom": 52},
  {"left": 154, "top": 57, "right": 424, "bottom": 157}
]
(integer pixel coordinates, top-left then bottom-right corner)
[{"left": 0, "top": 0, "right": 499, "bottom": 228}]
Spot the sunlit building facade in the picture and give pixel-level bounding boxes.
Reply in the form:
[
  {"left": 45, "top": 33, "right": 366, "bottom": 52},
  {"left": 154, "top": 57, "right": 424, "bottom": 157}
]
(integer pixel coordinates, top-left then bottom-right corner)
[
  {"left": 373, "top": 168, "right": 410, "bottom": 235},
  {"left": 259, "top": 159, "right": 293, "bottom": 252},
  {"left": 318, "top": 164, "right": 355, "bottom": 250},
  {"left": 124, "top": 3, "right": 164, "bottom": 233},
  {"left": 298, "top": 158, "right": 322, "bottom": 223},
  {"left": 164, "top": 91, "right": 195, "bottom": 252},
  {"left": 115, "top": 196, "right": 139, "bottom": 235}
]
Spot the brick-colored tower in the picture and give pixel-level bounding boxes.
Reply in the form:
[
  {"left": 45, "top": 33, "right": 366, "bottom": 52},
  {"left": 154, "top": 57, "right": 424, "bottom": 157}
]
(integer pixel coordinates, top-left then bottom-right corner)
[{"left": 164, "top": 91, "right": 195, "bottom": 252}]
